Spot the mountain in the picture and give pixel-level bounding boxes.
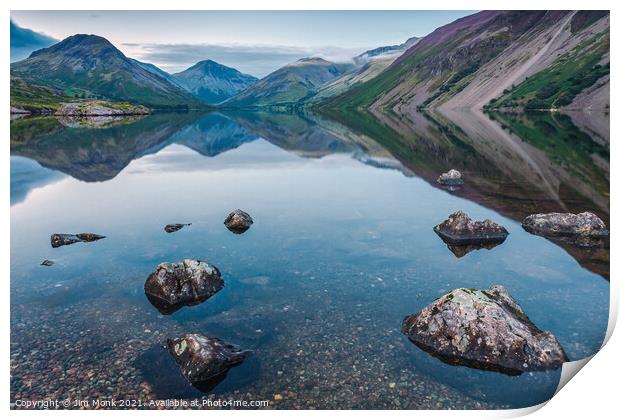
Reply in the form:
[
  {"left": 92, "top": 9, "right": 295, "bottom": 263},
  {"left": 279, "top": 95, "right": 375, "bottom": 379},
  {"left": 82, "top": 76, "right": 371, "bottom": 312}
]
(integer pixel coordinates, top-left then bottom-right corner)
[
  {"left": 311, "top": 37, "right": 421, "bottom": 103},
  {"left": 10, "top": 34, "right": 202, "bottom": 109},
  {"left": 130, "top": 59, "right": 187, "bottom": 91},
  {"left": 222, "top": 57, "right": 353, "bottom": 109},
  {"left": 173, "top": 60, "right": 258, "bottom": 105},
  {"left": 353, "top": 36, "right": 420, "bottom": 65},
  {"left": 10, "top": 20, "right": 57, "bottom": 62},
  {"left": 322, "top": 11, "right": 609, "bottom": 113}
]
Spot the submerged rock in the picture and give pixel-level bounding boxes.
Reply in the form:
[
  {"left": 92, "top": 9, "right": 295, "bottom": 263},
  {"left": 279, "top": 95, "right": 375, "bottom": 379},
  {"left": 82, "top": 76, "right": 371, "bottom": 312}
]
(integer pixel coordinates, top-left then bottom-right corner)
[
  {"left": 401, "top": 285, "right": 567, "bottom": 374},
  {"left": 437, "top": 169, "right": 464, "bottom": 186},
  {"left": 50, "top": 233, "right": 106, "bottom": 248},
  {"left": 224, "top": 209, "right": 253, "bottom": 234},
  {"left": 164, "top": 223, "right": 192, "bottom": 233},
  {"left": 144, "top": 259, "right": 224, "bottom": 315},
  {"left": 434, "top": 211, "right": 508, "bottom": 246},
  {"left": 522, "top": 212, "right": 608, "bottom": 246},
  {"left": 40, "top": 259, "right": 55, "bottom": 267},
  {"left": 167, "top": 333, "right": 249, "bottom": 387}
]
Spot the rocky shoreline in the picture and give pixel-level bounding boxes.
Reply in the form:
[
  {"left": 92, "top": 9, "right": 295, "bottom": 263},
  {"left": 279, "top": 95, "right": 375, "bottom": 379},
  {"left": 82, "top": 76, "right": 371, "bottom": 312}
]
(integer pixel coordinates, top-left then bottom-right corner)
[{"left": 10, "top": 101, "right": 151, "bottom": 116}]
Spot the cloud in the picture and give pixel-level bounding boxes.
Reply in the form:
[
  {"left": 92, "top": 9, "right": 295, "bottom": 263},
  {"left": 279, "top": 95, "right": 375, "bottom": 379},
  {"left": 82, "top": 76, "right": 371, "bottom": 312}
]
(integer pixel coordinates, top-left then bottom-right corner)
[
  {"left": 123, "top": 43, "right": 368, "bottom": 78},
  {"left": 10, "top": 20, "right": 57, "bottom": 62}
]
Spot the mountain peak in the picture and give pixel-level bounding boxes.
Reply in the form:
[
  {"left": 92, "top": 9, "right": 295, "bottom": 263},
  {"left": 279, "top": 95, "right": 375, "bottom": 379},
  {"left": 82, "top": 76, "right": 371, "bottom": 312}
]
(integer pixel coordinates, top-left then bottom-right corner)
[
  {"left": 172, "top": 59, "right": 258, "bottom": 105},
  {"left": 194, "top": 59, "right": 218, "bottom": 67},
  {"left": 297, "top": 57, "right": 330, "bottom": 64},
  {"left": 29, "top": 33, "right": 120, "bottom": 59},
  {"left": 12, "top": 33, "right": 199, "bottom": 109}
]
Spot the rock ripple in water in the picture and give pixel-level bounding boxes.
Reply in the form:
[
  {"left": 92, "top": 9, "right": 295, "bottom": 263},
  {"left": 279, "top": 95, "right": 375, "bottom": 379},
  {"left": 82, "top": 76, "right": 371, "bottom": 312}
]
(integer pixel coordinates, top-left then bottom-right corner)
[
  {"left": 401, "top": 285, "right": 567, "bottom": 374},
  {"left": 50, "top": 233, "right": 106, "bottom": 248},
  {"left": 224, "top": 209, "right": 253, "bottom": 234},
  {"left": 144, "top": 259, "right": 224, "bottom": 315},
  {"left": 167, "top": 333, "right": 250, "bottom": 387}
]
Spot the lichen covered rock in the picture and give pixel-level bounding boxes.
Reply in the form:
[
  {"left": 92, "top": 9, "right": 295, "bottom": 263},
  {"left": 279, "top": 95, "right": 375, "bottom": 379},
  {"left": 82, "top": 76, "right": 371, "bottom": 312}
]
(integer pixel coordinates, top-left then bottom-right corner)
[
  {"left": 522, "top": 212, "right": 608, "bottom": 245},
  {"left": 401, "top": 285, "right": 567, "bottom": 374},
  {"left": 437, "top": 169, "right": 464, "bottom": 186},
  {"left": 434, "top": 211, "right": 508, "bottom": 246},
  {"left": 167, "top": 333, "right": 249, "bottom": 385},
  {"left": 50, "top": 233, "right": 106, "bottom": 248},
  {"left": 144, "top": 259, "right": 224, "bottom": 314},
  {"left": 224, "top": 209, "right": 253, "bottom": 234}
]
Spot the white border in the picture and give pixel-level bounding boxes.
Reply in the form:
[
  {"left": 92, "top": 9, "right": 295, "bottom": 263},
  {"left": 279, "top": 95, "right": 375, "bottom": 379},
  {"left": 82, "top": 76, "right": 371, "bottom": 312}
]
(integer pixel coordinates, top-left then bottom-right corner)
[{"left": 3, "top": 1, "right": 617, "bottom": 419}]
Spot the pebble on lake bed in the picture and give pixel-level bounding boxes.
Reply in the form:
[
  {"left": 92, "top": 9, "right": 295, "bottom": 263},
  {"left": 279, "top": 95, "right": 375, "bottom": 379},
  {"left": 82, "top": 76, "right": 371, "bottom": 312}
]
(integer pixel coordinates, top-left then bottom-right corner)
[
  {"left": 144, "top": 259, "right": 224, "bottom": 315},
  {"left": 164, "top": 223, "right": 191, "bottom": 233},
  {"left": 401, "top": 285, "right": 567, "bottom": 374},
  {"left": 167, "top": 333, "right": 249, "bottom": 387},
  {"left": 224, "top": 209, "right": 253, "bottom": 234},
  {"left": 50, "top": 233, "right": 106, "bottom": 248}
]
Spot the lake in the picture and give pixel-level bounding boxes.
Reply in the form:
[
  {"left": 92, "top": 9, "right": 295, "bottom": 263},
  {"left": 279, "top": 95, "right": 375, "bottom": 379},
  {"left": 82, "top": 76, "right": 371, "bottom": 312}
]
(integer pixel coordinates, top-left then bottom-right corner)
[{"left": 10, "top": 109, "right": 609, "bottom": 409}]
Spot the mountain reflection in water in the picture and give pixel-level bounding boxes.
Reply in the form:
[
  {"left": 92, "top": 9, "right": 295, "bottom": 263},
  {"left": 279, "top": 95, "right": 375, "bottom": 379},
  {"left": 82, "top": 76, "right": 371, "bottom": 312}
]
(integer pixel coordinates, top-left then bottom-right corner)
[
  {"left": 11, "top": 108, "right": 609, "bottom": 279},
  {"left": 10, "top": 107, "right": 610, "bottom": 408}
]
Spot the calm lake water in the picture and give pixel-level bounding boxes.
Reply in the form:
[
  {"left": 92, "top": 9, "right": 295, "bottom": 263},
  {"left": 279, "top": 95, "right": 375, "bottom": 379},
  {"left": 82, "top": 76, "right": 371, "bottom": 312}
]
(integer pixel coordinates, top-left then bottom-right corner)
[{"left": 10, "top": 109, "right": 609, "bottom": 409}]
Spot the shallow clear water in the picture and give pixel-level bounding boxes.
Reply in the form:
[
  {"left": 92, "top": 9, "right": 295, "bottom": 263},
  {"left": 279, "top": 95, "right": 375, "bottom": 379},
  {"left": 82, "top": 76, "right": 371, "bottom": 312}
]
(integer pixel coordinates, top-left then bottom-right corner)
[{"left": 10, "top": 110, "right": 609, "bottom": 409}]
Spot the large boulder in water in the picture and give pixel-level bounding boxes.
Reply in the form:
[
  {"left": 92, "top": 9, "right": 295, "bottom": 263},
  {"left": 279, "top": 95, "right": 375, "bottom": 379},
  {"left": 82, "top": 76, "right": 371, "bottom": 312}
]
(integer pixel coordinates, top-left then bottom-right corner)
[
  {"left": 437, "top": 169, "right": 464, "bottom": 186},
  {"left": 144, "top": 259, "right": 224, "bottom": 314},
  {"left": 224, "top": 209, "right": 253, "bottom": 234},
  {"left": 50, "top": 233, "right": 106, "bottom": 248},
  {"left": 401, "top": 285, "right": 567, "bottom": 374},
  {"left": 167, "top": 333, "right": 249, "bottom": 387},
  {"left": 522, "top": 212, "right": 608, "bottom": 246},
  {"left": 434, "top": 211, "right": 508, "bottom": 246}
]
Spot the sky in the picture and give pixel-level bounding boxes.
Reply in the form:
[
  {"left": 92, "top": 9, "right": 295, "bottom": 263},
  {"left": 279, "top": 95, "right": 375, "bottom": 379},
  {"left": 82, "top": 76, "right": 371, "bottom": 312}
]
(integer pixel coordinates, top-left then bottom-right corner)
[{"left": 10, "top": 10, "right": 474, "bottom": 77}]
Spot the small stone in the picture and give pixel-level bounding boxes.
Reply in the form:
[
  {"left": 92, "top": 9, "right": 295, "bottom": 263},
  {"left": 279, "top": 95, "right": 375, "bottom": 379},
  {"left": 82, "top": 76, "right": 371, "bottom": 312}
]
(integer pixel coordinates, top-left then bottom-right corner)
[
  {"left": 433, "top": 211, "right": 508, "bottom": 251},
  {"left": 522, "top": 212, "right": 608, "bottom": 246},
  {"left": 389, "top": 382, "right": 396, "bottom": 388},
  {"left": 50, "top": 233, "right": 106, "bottom": 248},
  {"left": 437, "top": 169, "right": 464, "bottom": 186},
  {"left": 144, "top": 259, "right": 224, "bottom": 314},
  {"left": 224, "top": 209, "right": 253, "bottom": 234},
  {"left": 274, "top": 394, "right": 283, "bottom": 401},
  {"left": 164, "top": 223, "right": 191, "bottom": 233},
  {"left": 167, "top": 333, "right": 249, "bottom": 387}
]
